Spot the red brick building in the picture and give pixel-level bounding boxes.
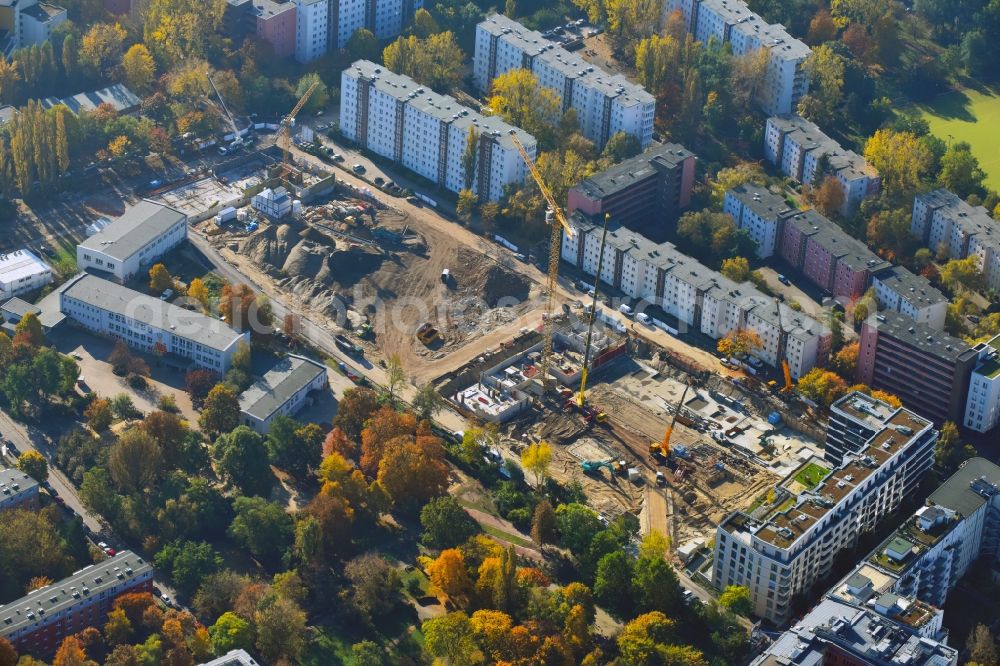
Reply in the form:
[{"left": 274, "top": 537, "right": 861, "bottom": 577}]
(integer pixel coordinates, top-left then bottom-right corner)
[
  {"left": 254, "top": 0, "right": 297, "bottom": 59},
  {"left": 0, "top": 551, "right": 154, "bottom": 655}
]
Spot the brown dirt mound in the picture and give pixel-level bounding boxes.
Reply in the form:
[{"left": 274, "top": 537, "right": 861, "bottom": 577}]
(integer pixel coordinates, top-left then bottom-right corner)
[{"left": 481, "top": 264, "right": 531, "bottom": 307}]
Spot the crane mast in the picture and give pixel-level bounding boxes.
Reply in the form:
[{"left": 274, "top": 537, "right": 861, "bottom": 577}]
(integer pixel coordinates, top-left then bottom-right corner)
[
  {"left": 774, "top": 298, "right": 794, "bottom": 392},
  {"left": 276, "top": 81, "right": 320, "bottom": 167},
  {"left": 576, "top": 212, "right": 611, "bottom": 408},
  {"left": 652, "top": 382, "right": 692, "bottom": 458},
  {"left": 509, "top": 132, "right": 574, "bottom": 391}
]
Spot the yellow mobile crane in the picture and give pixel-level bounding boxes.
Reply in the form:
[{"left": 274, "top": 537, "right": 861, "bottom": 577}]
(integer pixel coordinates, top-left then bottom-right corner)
[
  {"left": 509, "top": 132, "right": 574, "bottom": 391},
  {"left": 576, "top": 212, "right": 611, "bottom": 409},
  {"left": 775, "top": 298, "right": 794, "bottom": 392},
  {"left": 651, "top": 382, "right": 692, "bottom": 459}
]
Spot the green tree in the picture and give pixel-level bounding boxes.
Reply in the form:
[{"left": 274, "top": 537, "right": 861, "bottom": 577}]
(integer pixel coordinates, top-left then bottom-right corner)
[
  {"left": 254, "top": 596, "right": 308, "bottom": 663},
  {"left": 208, "top": 612, "right": 253, "bottom": 655},
  {"left": 108, "top": 429, "right": 163, "bottom": 492},
  {"left": 79, "top": 22, "right": 126, "bottom": 77},
  {"left": 103, "top": 607, "right": 132, "bottom": 646},
  {"left": 351, "top": 641, "right": 384, "bottom": 666},
  {"left": 413, "top": 382, "right": 444, "bottom": 421},
  {"left": 346, "top": 28, "right": 380, "bottom": 61},
  {"left": 939, "top": 141, "right": 986, "bottom": 197},
  {"left": 422, "top": 612, "right": 481, "bottom": 666},
  {"left": 383, "top": 353, "right": 406, "bottom": 405},
  {"left": 601, "top": 131, "right": 641, "bottom": 163},
  {"left": 718, "top": 585, "right": 753, "bottom": 615},
  {"left": 16, "top": 450, "right": 48, "bottom": 482},
  {"left": 211, "top": 426, "right": 273, "bottom": 496},
  {"left": 421, "top": 496, "right": 480, "bottom": 549},
  {"left": 296, "top": 72, "right": 329, "bottom": 114},
  {"left": 940, "top": 255, "right": 984, "bottom": 293},
  {"left": 555, "top": 503, "right": 603, "bottom": 556},
  {"left": 154, "top": 539, "right": 222, "bottom": 596},
  {"left": 633, "top": 552, "right": 683, "bottom": 615},
  {"left": 228, "top": 496, "right": 294, "bottom": 567},
  {"left": 265, "top": 415, "right": 321, "bottom": 481},
  {"left": 462, "top": 126, "right": 480, "bottom": 190},
  {"left": 13, "top": 312, "right": 44, "bottom": 347},
  {"left": 199, "top": 384, "right": 240, "bottom": 435},
  {"left": 796, "top": 44, "right": 846, "bottom": 126},
  {"left": 344, "top": 553, "right": 403, "bottom": 624},
  {"left": 410, "top": 7, "right": 438, "bottom": 37},
  {"left": 80, "top": 467, "right": 121, "bottom": 520},
  {"left": 531, "top": 499, "right": 556, "bottom": 544},
  {"left": 935, "top": 421, "right": 975, "bottom": 472}
]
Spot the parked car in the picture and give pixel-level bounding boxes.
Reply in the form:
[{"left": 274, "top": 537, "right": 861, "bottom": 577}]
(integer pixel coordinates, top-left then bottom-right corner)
[
  {"left": 619, "top": 304, "right": 634, "bottom": 316},
  {"left": 777, "top": 274, "right": 791, "bottom": 286},
  {"left": 352, "top": 164, "right": 365, "bottom": 173},
  {"left": 635, "top": 312, "right": 651, "bottom": 325}
]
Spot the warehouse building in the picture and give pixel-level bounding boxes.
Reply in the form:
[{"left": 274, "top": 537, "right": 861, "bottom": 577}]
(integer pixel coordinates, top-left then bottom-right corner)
[{"left": 0, "top": 249, "right": 52, "bottom": 300}]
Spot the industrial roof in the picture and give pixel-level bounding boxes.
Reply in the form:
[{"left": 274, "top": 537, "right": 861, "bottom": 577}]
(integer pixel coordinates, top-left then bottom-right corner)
[
  {"left": 867, "top": 310, "right": 976, "bottom": 364},
  {"left": 77, "top": 200, "right": 187, "bottom": 263},
  {"left": 0, "top": 467, "right": 38, "bottom": 502},
  {"left": 0, "top": 551, "right": 152, "bottom": 639},
  {"left": 347, "top": 60, "right": 536, "bottom": 152},
  {"left": 478, "top": 14, "right": 654, "bottom": 108},
  {"left": 61, "top": 274, "right": 246, "bottom": 353},
  {"left": 927, "top": 457, "right": 1000, "bottom": 519},
  {"left": 573, "top": 143, "right": 692, "bottom": 200},
  {"left": 0, "top": 249, "right": 51, "bottom": 285},
  {"left": 726, "top": 183, "right": 795, "bottom": 221},
  {"left": 42, "top": 83, "right": 140, "bottom": 115},
  {"left": 239, "top": 354, "right": 327, "bottom": 421}
]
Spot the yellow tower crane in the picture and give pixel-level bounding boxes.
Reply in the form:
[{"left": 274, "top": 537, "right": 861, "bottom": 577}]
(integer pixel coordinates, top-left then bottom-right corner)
[
  {"left": 276, "top": 81, "right": 320, "bottom": 169},
  {"left": 651, "top": 382, "right": 692, "bottom": 459},
  {"left": 508, "top": 132, "right": 574, "bottom": 391}
]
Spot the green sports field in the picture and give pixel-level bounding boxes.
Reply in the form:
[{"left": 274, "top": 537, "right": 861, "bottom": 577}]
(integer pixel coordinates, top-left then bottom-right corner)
[{"left": 917, "top": 87, "right": 1000, "bottom": 190}]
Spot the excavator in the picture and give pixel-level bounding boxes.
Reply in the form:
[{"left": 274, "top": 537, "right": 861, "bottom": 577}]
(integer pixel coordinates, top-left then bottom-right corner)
[
  {"left": 581, "top": 459, "right": 619, "bottom": 475},
  {"left": 650, "top": 382, "right": 692, "bottom": 460},
  {"left": 774, "top": 298, "right": 794, "bottom": 393}
]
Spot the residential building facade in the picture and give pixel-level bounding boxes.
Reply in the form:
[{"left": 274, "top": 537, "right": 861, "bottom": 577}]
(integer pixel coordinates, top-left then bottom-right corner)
[
  {"left": 293, "top": 0, "right": 327, "bottom": 62},
  {"left": 60, "top": 274, "right": 250, "bottom": 373},
  {"left": 0, "top": 467, "right": 40, "bottom": 511},
  {"left": 561, "top": 213, "right": 830, "bottom": 379},
  {"left": 857, "top": 311, "right": 980, "bottom": 425},
  {"left": 779, "top": 209, "right": 890, "bottom": 301},
  {"left": 567, "top": 143, "right": 695, "bottom": 239},
  {"left": 238, "top": 354, "right": 328, "bottom": 433},
  {"left": 340, "top": 60, "right": 536, "bottom": 202},
  {"left": 911, "top": 189, "right": 1000, "bottom": 292},
  {"left": 870, "top": 265, "right": 947, "bottom": 331},
  {"left": 765, "top": 115, "right": 881, "bottom": 216},
  {"left": 76, "top": 200, "right": 188, "bottom": 283},
  {"left": 0, "top": 551, "right": 153, "bottom": 654},
  {"left": 0, "top": 0, "right": 66, "bottom": 58},
  {"left": 473, "top": 14, "right": 655, "bottom": 149},
  {"left": 254, "top": 0, "right": 296, "bottom": 58},
  {"left": 723, "top": 184, "right": 794, "bottom": 258},
  {"left": 0, "top": 249, "right": 52, "bottom": 300},
  {"left": 666, "top": 0, "right": 809, "bottom": 115},
  {"left": 713, "top": 396, "right": 936, "bottom": 624},
  {"left": 964, "top": 335, "right": 1000, "bottom": 433}
]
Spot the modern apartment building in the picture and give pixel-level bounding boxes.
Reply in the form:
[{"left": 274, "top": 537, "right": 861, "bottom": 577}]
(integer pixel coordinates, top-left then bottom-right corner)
[
  {"left": 911, "top": 189, "right": 1000, "bottom": 292},
  {"left": 473, "top": 14, "right": 655, "bottom": 149},
  {"left": 340, "top": 60, "right": 536, "bottom": 202},
  {"left": 0, "top": 551, "right": 154, "bottom": 654},
  {"left": 0, "top": 0, "right": 66, "bottom": 59},
  {"left": 60, "top": 274, "right": 250, "bottom": 373},
  {"left": 567, "top": 143, "right": 696, "bottom": 239},
  {"left": 238, "top": 354, "right": 328, "bottom": 433},
  {"left": 713, "top": 395, "right": 936, "bottom": 624},
  {"left": 825, "top": 391, "right": 901, "bottom": 466},
  {"left": 665, "top": 0, "right": 809, "bottom": 115},
  {"left": 870, "top": 265, "right": 947, "bottom": 331},
  {"left": 561, "top": 213, "right": 830, "bottom": 379},
  {"left": 293, "top": 0, "right": 327, "bottom": 62},
  {"left": 751, "top": 597, "right": 957, "bottom": 664},
  {"left": 0, "top": 249, "right": 52, "bottom": 300},
  {"left": 0, "top": 467, "right": 40, "bottom": 511},
  {"left": 76, "top": 200, "right": 188, "bottom": 284},
  {"left": 722, "top": 184, "right": 794, "bottom": 258},
  {"left": 964, "top": 335, "right": 1000, "bottom": 434},
  {"left": 765, "top": 115, "right": 881, "bottom": 216},
  {"left": 857, "top": 311, "right": 980, "bottom": 425},
  {"left": 780, "top": 209, "right": 891, "bottom": 301}
]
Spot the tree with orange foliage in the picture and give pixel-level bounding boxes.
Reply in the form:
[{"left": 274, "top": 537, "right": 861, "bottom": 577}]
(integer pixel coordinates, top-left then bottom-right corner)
[
  {"left": 427, "top": 549, "right": 472, "bottom": 606},
  {"left": 376, "top": 435, "right": 449, "bottom": 506},
  {"left": 810, "top": 175, "right": 845, "bottom": 217},
  {"left": 717, "top": 328, "right": 763, "bottom": 359},
  {"left": 359, "top": 406, "right": 417, "bottom": 476},
  {"left": 322, "top": 427, "right": 356, "bottom": 460},
  {"left": 52, "top": 635, "right": 89, "bottom": 666},
  {"left": 331, "top": 387, "right": 381, "bottom": 441},
  {"left": 830, "top": 341, "right": 859, "bottom": 380},
  {"left": 0, "top": 636, "right": 16, "bottom": 666},
  {"left": 304, "top": 486, "right": 356, "bottom": 559},
  {"left": 219, "top": 283, "right": 271, "bottom": 332},
  {"left": 113, "top": 592, "right": 157, "bottom": 627}
]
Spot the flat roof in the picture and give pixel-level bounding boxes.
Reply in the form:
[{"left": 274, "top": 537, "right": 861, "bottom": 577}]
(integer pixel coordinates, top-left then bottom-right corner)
[
  {"left": 872, "top": 265, "right": 947, "bottom": 307},
  {"left": 61, "top": 274, "right": 245, "bottom": 353},
  {"left": 831, "top": 391, "right": 897, "bottom": 431},
  {"left": 347, "top": 59, "right": 536, "bottom": 152},
  {"left": 784, "top": 209, "right": 890, "bottom": 273},
  {"left": 0, "top": 467, "right": 38, "bottom": 500},
  {"left": 918, "top": 189, "right": 1000, "bottom": 246},
  {"left": 868, "top": 310, "right": 976, "bottom": 364},
  {"left": 573, "top": 143, "right": 692, "bottom": 200},
  {"left": 77, "top": 200, "right": 186, "bottom": 263},
  {"left": 21, "top": 2, "right": 64, "bottom": 20},
  {"left": 0, "top": 249, "right": 51, "bottom": 284},
  {"left": 973, "top": 335, "right": 1000, "bottom": 380},
  {"left": 239, "top": 354, "right": 326, "bottom": 421},
  {"left": 0, "top": 551, "right": 152, "bottom": 639},
  {"left": 769, "top": 114, "right": 876, "bottom": 181},
  {"left": 42, "top": 83, "right": 140, "bottom": 115},
  {"left": 0, "top": 297, "right": 41, "bottom": 319},
  {"left": 726, "top": 183, "right": 794, "bottom": 220},
  {"left": 928, "top": 457, "right": 1000, "bottom": 518},
  {"left": 198, "top": 650, "right": 261, "bottom": 666}
]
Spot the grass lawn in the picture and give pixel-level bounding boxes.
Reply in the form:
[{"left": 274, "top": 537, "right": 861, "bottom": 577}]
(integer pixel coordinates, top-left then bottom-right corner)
[
  {"left": 916, "top": 87, "right": 1000, "bottom": 190},
  {"left": 480, "top": 524, "right": 535, "bottom": 549},
  {"left": 50, "top": 241, "right": 78, "bottom": 278},
  {"left": 793, "top": 463, "right": 830, "bottom": 489}
]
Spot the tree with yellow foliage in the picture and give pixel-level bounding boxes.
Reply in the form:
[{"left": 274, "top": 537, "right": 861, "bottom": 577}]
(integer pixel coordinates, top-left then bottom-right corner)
[
  {"left": 187, "top": 278, "right": 209, "bottom": 309},
  {"left": 149, "top": 263, "right": 173, "bottom": 294},
  {"left": 521, "top": 441, "right": 553, "bottom": 486},
  {"left": 107, "top": 135, "right": 130, "bottom": 160},
  {"left": 717, "top": 328, "right": 763, "bottom": 360},
  {"left": 607, "top": 0, "right": 659, "bottom": 42},
  {"left": 720, "top": 257, "right": 751, "bottom": 283},
  {"left": 143, "top": 0, "right": 226, "bottom": 65},
  {"left": 796, "top": 368, "right": 848, "bottom": 406},
  {"left": 487, "top": 69, "right": 561, "bottom": 148},
  {"left": 122, "top": 44, "right": 156, "bottom": 93},
  {"left": 863, "top": 129, "right": 932, "bottom": 198},
  {"left": 79, "top": 22, "right": 126, "bottom": 78},
  {"left": 426, "top": 549, "right": 472, "bottom": 606}
]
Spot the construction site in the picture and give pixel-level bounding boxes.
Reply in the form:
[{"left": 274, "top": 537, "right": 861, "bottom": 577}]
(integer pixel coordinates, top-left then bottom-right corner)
[{"left": 144, "top": 83, "right": 831, "bottom": 587}]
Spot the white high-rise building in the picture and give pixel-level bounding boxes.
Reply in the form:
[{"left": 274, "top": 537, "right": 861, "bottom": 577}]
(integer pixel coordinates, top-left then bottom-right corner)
[
  {"left": 665, "top": 0, "right": 809, "bottom": 115},
  {"left": 713, "top": 392, "right": 937, "bottom": 625},
  {"left": 561, "top": 213, "right": 830, "bottom": 379},
  {"left": 473, "top": 14, "right": 655, "bottom": 150},
  {"left": 340, "top": 60, "right": 535, "bottom": 202},
  {"left": 329, "top": 0, "right": 423, "bottom": 48},
  {"left": 964, "top": 336, "right": 1000, "bottom": 433},
  {"left": 911, "top": 189, "right": 1000, "bottom": 292},
  {"left": 293, "top": 0, "right": 328, "bottom": 62},
  {"left": 722, "top": 183, "right": 794, "bottom": 258}
]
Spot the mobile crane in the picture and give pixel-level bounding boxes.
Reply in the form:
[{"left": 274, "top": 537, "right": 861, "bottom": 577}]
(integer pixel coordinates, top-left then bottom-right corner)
[
  {"left": 207, "top": 74, "right": 244, "bottom": 150},
  {"left": 775, "top": 298, "right": 794, "bottom": 392},
  {"left": 650, "top": 382, "right": 692, "bottom": 459},
  {"left": 576, "top": 212, "right": 612, "bottom": 409},
  {"left": 509, "top": 132, "right": 575, "bottom": 392}
]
